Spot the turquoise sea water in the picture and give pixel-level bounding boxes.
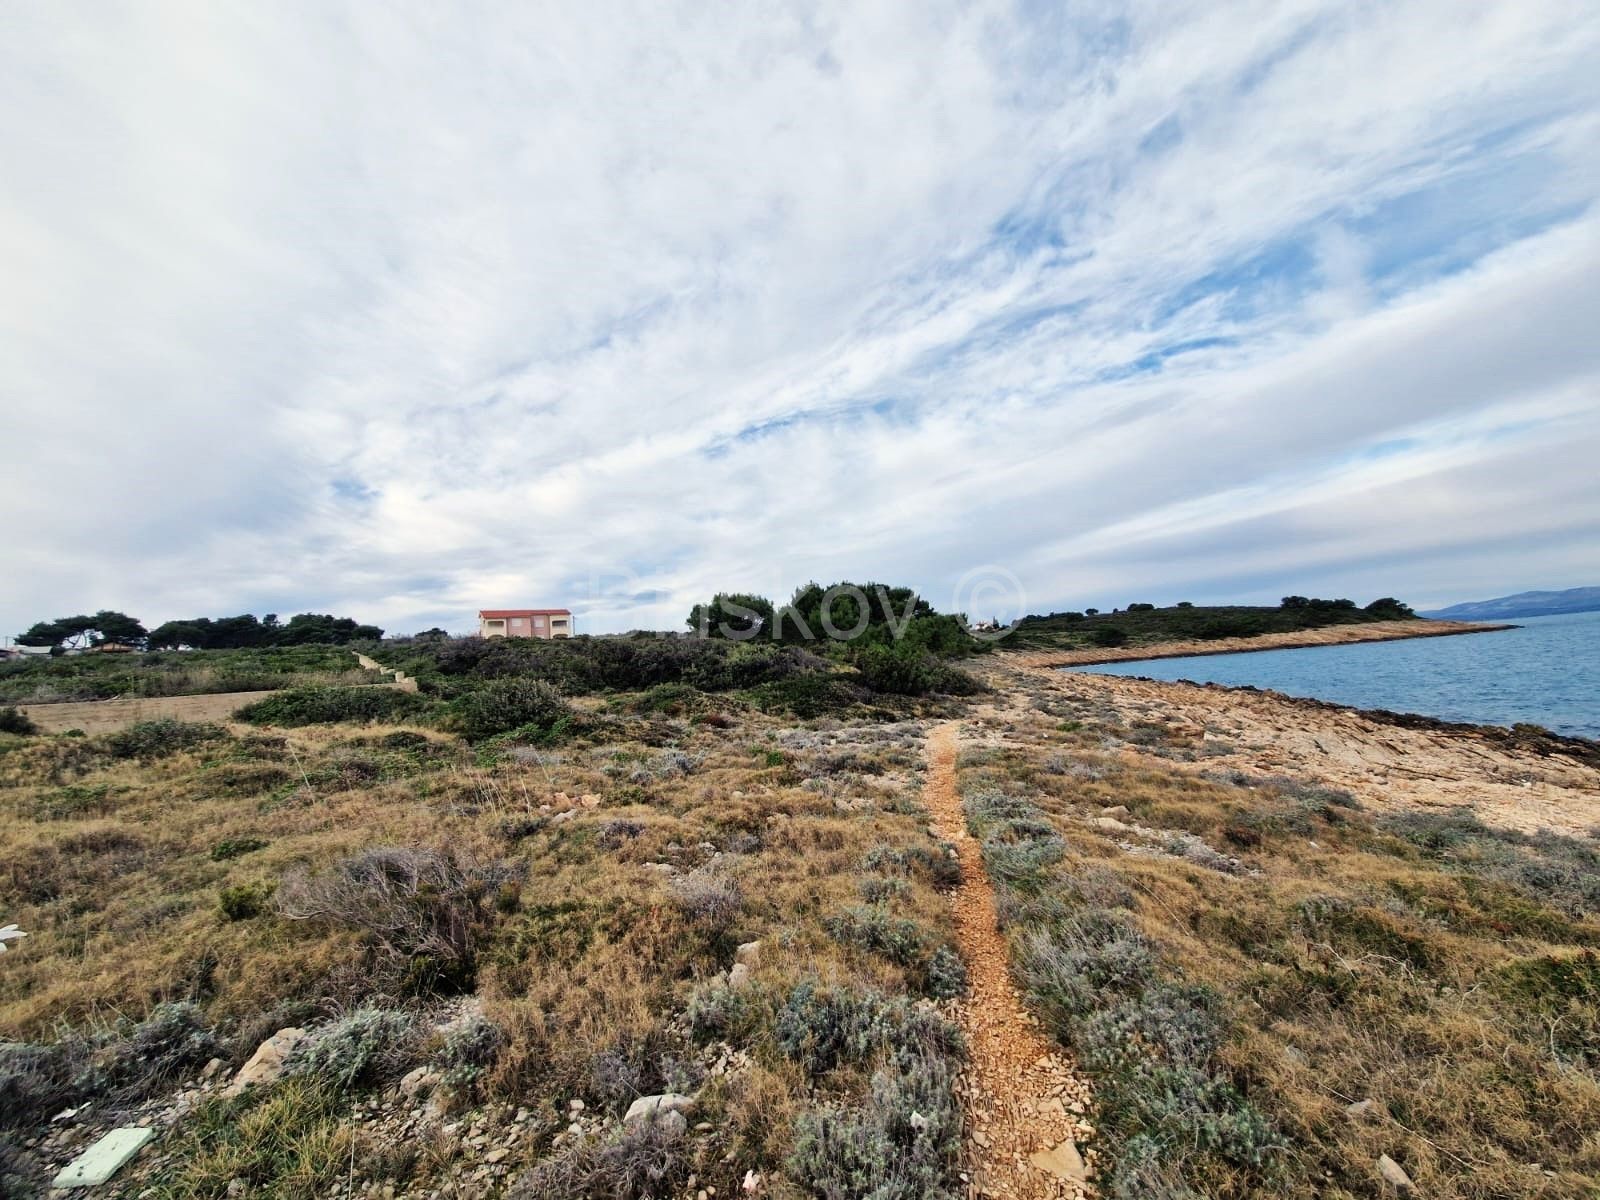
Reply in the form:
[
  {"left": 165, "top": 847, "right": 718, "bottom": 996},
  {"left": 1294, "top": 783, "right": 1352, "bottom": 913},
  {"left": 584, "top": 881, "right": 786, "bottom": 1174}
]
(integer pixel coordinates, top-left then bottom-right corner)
[{"left": 1071, "top": 609, "right": 1600, "bottom": 739}]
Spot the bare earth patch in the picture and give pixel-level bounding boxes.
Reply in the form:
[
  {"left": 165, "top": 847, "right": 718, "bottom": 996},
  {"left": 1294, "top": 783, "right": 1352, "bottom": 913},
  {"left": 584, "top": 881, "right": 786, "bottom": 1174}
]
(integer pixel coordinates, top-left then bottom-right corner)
[{"left": 923, "top": 721, "right": 1096, "bottom": 1199}]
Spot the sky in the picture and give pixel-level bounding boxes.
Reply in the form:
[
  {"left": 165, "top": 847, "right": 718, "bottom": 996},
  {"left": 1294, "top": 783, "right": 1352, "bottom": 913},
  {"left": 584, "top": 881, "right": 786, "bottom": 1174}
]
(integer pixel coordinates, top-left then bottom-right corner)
[{"left": 2, "top": 2, "right": 1598, "bottom": 638}]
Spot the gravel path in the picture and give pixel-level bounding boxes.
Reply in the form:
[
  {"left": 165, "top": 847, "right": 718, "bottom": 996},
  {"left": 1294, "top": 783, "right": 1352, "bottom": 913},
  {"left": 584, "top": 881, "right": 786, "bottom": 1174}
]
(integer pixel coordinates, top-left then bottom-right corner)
[{"left": 923, "top": 721, "right": 1096, "bottom": 1199}]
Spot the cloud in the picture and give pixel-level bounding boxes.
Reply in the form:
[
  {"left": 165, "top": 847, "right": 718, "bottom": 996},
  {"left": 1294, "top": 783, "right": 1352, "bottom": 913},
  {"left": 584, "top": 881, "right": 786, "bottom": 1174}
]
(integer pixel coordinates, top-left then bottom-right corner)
[{"left": 1, "top": 0, "right": 1596, "bottom": 636}]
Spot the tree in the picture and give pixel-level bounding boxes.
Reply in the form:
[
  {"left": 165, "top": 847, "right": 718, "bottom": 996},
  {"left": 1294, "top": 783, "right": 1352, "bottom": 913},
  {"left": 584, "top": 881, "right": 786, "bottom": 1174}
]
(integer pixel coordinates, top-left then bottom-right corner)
[
  {"left": 687, "top": 593, "right": 774, "bottom": 640},
  {"left": 1364, "top": 597, "right": 1415, "bottom": 619},
  {"left": 15, "top": 610, "right": 146, "bottom": 650}
]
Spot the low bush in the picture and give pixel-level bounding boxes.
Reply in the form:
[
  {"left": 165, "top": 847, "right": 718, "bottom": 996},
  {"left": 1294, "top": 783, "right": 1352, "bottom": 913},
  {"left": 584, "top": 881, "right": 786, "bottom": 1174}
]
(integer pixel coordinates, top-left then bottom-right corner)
[
  {"left": 435, "top": 1012, "right": 506, "bottom": 1090},
  {"left": 218, "top": 882, "right": 274, "bottom": 921},
  {"left": 288, "top": 1007, "right": 418, "bottom": 1092},
  {"left": 748, "top": 673, "right": 870, "bottom": 719},
  {"left": 852, "top": 645, "right": 982, "bottom": 697},
  {"left": 510, "top": 1114, "right": 691, "bottom": 1199},
  {"left": 773, "top": 981, "right": 960, "bottom": 1075},
  {"left": 275, "top": 847, "right": 523, "bottom": 993},
  {"left": 789, "top": 1048, "right": 963, "bottom": 1200},
  {"left": 669, "top": 864, "right": 743, "bottom": 931},
  {"left": 104, "top": 718, "right": 225, "bottom": 759},
  {"left": 448, "top": 678, "right": 575, "bottom": 741},
  {"left": 0, "top": 707, "right": 36, "bottom": 736},
  {"left": 211, "top": 836, "right": 268, "bottom": 862},
  {"left": 234, "top": 686, "right": 426, "bottom": 727}
]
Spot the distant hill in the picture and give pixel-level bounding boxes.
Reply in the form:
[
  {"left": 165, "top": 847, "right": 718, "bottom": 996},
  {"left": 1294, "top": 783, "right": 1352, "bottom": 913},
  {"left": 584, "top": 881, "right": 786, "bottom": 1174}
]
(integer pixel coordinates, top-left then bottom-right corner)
[{"left": 1422, "top": 586, "right": 1600, "bottom": 621}]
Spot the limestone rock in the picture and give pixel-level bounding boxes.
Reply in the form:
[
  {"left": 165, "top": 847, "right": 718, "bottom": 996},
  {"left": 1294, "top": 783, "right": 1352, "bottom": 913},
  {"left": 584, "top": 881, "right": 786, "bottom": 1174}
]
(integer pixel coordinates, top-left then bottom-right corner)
[
  {"left": 398, "top": 1067, "right": 439, "bottom": 1100},
  {"left": 1346, "top": 1098, "right": 1378, "bottom": 1119},
  {"left": 224, "top": 1028, "right": 306, "bottom": 1098},
  {"left": 1377, "top": 1154, "right": 1414, "bottom": 1191},
  {"left": 1100, "top": 805, "right": 1131, "bottom": 819},
  {"left": 1029, "top": 1137, "right": 1087, "bottom": 1183},
  {"left": 1091, "top": 816, "right": 1129, "bottom": 833},
  {"left": 727, "top": 962, "right": 752, "bottom": 989},
  {"left": 734, "top": 940, "right": 762, "bottom": 968},
  {"left": 624, "top": 1093, "right": 696, "bottom": 1124}
]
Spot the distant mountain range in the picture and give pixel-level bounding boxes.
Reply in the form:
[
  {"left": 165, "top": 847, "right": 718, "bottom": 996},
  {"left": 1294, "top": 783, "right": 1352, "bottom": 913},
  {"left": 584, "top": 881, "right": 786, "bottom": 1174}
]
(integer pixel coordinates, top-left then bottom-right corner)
[{"left": 1422, "top": 586, "right": 1600, "bottom": 621}]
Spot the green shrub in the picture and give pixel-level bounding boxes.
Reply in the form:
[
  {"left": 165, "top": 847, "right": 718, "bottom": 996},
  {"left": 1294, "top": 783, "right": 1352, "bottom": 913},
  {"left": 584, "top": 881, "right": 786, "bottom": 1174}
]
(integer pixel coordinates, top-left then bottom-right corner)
[
  {"left": 1090, "top": 626, "right": 1129, "bottom": 648},
  {"left": 211, "top": 836, "right": 268, "bottom": 862},
  {"left": 449, "top": 678, "right": 574, "bottom": 741},
  {"left": 852, "top": 645, "right": 982, "bottom": 696},
  {"left": 219, "top": 882, "right": 274, "bottom": 921},
  {"left": 435, "top": 1013, "right": 506, "bottom": 1090},
  {"left": 773, "top": 981, "right": 960, "bottom": 1075},
  {"left": 235, "top": 686, "right": 426, "bottom": 727},
  {"left": 288, "top": 1007, "right": 418, "bottom": 1092},
  {"left": 789, "top": 1049, "right": 962, "bottom": 1200},
  {"left": 104, "top": 718, "right": 225, "bottom": 759},
  {"left": 748, "top": 673, "right": 869, "bottom": 718},
  {"left": 0, "top": 707, "right": 36, "bottom": 736}
]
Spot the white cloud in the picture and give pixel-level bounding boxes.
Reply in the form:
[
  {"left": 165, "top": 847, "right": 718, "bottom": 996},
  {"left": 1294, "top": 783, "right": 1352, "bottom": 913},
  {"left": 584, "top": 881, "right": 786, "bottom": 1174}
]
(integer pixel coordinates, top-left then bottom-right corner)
[{"left": 1, "top": 0, "right": 1596, "bottom": 637}]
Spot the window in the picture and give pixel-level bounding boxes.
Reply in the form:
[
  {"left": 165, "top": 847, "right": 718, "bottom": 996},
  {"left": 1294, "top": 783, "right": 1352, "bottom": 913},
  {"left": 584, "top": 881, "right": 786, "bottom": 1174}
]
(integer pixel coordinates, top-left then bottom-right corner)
[{"left": 534, "top": 616, "right": 545, "bottom": 628}]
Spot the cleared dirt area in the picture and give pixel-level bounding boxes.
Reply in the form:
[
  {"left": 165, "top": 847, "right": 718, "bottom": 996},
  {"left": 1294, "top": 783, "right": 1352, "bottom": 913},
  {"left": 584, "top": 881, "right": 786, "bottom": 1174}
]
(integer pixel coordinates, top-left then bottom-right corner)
[
  {"left": 1005, "top": 618, "right": 1508, "bottom": 669},
  {"left": 17, "top": 689, "right": 282, "bottom": 733}
]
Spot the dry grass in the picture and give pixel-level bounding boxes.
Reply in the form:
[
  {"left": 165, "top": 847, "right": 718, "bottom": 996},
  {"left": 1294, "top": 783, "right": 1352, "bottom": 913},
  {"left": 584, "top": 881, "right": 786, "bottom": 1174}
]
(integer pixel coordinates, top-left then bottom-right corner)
[
  {"left": 0, "top": 687, "right": 966, "bottom": 1197},
  {"left": 958, "top": 664, "right": 1600, "bottom": 1198}
]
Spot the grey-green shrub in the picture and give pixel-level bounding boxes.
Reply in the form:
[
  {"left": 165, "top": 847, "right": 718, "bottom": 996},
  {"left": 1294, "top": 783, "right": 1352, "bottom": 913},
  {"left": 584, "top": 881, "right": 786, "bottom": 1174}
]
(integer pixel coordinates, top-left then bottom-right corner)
[{"left": 289, "top": 1007, "right": 417, "bottom": 1092}]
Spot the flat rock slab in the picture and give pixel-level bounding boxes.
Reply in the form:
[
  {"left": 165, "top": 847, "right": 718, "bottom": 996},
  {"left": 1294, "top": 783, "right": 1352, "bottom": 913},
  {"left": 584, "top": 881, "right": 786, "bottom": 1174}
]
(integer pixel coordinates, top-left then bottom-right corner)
[{"left": 52, "top": 1127, "right": 153, "bottom": 1188}]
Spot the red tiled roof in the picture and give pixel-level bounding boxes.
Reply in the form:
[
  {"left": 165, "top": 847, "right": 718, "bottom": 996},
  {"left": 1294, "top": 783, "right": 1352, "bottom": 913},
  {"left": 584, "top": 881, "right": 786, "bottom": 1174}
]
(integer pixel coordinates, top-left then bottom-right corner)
[{"left": 479, "top": 609, "right": 571, "bottom": 618}]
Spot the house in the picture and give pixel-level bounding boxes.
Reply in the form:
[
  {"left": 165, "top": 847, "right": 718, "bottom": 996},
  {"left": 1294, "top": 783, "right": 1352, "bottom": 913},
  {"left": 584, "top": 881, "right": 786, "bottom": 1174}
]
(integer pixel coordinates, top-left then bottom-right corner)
[{"left": 478, "top": 609, "right": 573, "bottom": 640}]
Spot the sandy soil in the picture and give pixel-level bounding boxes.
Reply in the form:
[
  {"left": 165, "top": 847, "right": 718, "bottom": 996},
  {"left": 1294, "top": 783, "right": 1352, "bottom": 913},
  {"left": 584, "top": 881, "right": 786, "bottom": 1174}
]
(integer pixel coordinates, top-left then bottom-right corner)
[
  {"left": 1005, "top": 618, "right": 1509, "bottom": 669},
  {"left": 924, "top": 722, "right": 1095, "bottom": 1199},
  {"left": 17, "top": 690, "right": 284, "bottom": 734},
  {"left": 1005, "top": 663, "right": 1600, "bottom": 839}
]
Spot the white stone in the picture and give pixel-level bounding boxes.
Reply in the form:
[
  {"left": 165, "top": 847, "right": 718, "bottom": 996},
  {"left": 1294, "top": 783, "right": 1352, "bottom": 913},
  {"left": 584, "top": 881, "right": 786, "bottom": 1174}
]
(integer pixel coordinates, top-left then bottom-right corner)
[
  {"left": 224, "top": 1028, "right": 306, "bottom": 1098},
  {"left": 51, "top": 1127, "right": 154, "bottom": 1188},
  {"left": 624, "top": 1093, "right": 696, "bottom": 1124},
  {"left": 727, "top": 962, "right": 752, "bottom": 989},
  {"left": 1377, "top": 1154, "right": 1414, "bottom": 1191},
  {"left": 734, "top": 940, "right": 762, "bottom": 968}
]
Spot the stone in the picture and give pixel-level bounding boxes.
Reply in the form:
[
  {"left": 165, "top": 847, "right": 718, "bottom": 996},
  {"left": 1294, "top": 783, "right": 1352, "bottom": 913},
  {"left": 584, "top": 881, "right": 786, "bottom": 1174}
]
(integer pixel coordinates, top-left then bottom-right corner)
[
  {"left": 224, "top": 1029, "right": 306, "bottom": 1098},
  {"left": 1345, "top": 1098, "right": 1378, "bottom": 1119},
  {"left": 1029, "top": 1138, "right": 1087, "bottom": 1183},
  {"left": 1100, "top": 805, "right": 1131, "bottom": 818},
  {"left": 742, "top": 1169, "right": 762, "bottom": 1193},
  {"left": 399, "top": 1067, "right": 439, "bottom": 1100},
  {"left": 659, "top": 1110, "right": 689, "bottom": 1138},
  {"left": 727, "top": 962, "right": 752, "bottom": 989},
  {"left": 51, "top": 1127, "right": 154, "bottom": 1188},
  {"left": 624, "top": 1093, "right": 696, "bottom": 1124},
  {"left": 1091, "top": 816, "right": 1129, "bottom": 833},
  {"left": 734, "top": 940, "right": 762, "bottom": 968},
  {"left": 1377, "top": 1154, "right": 1414, "bottom": 1191},
  {"left": 484, "top": 1148, "right": 509, "bottom": 1164}
]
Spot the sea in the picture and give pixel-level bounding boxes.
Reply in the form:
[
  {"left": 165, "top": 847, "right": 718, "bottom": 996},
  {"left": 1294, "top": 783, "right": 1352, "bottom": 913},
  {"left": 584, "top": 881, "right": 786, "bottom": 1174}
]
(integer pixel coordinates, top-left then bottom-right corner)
[{"left": 1071, "top": 608, "right": 1600, "bottom": 740}]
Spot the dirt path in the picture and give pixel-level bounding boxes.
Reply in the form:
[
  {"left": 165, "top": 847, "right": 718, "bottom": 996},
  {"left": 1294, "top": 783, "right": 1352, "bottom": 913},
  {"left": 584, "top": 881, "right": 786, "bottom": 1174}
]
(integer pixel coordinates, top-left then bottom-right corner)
[{"left": 924, "top": 721, "right": 1095, "bottom": 1199}]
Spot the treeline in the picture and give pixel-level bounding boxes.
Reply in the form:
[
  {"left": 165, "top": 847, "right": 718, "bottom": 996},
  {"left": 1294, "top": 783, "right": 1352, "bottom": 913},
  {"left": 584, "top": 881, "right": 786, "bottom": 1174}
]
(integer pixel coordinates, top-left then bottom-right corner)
[{"left": 15, "top": 610, "right": 382, "bottom": 652}]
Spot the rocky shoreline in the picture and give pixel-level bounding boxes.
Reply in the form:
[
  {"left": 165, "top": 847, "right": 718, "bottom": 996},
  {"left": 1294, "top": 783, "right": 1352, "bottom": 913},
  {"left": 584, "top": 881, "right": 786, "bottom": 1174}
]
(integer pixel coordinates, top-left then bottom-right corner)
[{"left": 1007, "top": 617, "right": 1512, "bottom": 669}]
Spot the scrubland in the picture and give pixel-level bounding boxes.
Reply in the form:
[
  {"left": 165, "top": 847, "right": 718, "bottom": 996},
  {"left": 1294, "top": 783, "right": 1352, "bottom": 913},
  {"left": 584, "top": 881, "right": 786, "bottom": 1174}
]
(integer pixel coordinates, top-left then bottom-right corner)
[{"left": 1, "top": 636, "right": 1597, "bottom": 1199}]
